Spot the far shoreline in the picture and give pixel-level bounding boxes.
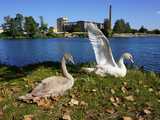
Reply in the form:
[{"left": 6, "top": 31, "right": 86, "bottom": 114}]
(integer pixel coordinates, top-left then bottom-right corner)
[
  {"left": 112, "top": 33, "right": 160, "bottom": 38},
  {"left": 0, "top": 33, "right": 160, "bottom": 40}
]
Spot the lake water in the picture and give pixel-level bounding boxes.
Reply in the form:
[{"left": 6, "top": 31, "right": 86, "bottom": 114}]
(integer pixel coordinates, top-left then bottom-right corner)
[{"left": 0, "top": 37, "right": 160, "bottom": 72}]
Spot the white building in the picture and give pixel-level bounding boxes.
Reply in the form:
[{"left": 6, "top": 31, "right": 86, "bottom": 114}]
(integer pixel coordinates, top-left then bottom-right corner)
[{"left": 57, "top": 17, "right": 68, "bottom": 32}]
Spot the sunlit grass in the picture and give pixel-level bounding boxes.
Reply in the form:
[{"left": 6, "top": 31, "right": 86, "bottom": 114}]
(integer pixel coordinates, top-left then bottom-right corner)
[{"left": 0, "top": 62, "right": 160, "bottom": 120}]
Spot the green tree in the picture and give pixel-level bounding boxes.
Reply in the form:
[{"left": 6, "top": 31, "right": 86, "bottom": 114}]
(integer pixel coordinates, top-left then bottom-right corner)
[
  {"left": 139, "top": 26, "right": 148, "bottom": 33},
  {"left": 113, "top": 19, "right": 132, "bottom": 33},
  {"left": 24, "top": 16, "right": 39, "bottom": 38},
  {"left": 152, "top": 29, "right": 160, "bottom": 34},
  {"left": 125, "top": 22, "right": 131, "bottom": 33},
  {"left": 9, "top": 18, "right": 17, "bottom": 38},
  {"left": 113, "top": 19, "right": 126, "bottom": 33},
  {"left": 131, "top": 29, "right": 138, "bottom": 34},
  {"left": 73, "top": 25, "right": 81, "bottom": 32},
  {"left": 2, "top": 14, "right": 24, "bottom": 38},
  {"left": 2, "top": 16, "right": 14, "bottom": 36},
  {"left": 46, "top": 27, "right": 58, "bottom": 38},
  {"left": 39, "top": 16, "right": 48, "bottom": 34},
  {"left": 3, "top": 17, "right": 17, "bottom": 38},
  {"left": 14, "top": 13, "right": 24, "bottom": 36}
]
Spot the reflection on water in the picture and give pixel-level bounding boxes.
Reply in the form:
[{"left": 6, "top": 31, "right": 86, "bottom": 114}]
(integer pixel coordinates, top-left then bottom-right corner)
[{"left": 0, "top": 37, "right": 160, "bottom": 72}]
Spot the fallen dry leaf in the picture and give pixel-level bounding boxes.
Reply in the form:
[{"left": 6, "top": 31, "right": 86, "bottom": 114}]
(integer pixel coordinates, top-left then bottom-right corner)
[
  {"left": 143, "top": 85, "right": 148, "bottom": 88},
  {"left": 69, "top": 99, "right": 79, "bottom": 106},
  {"left": 112, "top": 102, "right": 119, "bottom": 107},
  {"left": 123, "top": 82, "right": 128, "bottom": 87},
  {"left": 80, "top": 101, "right": 88, "bottom": 106},
  {"left": 0, "top": 96, "right": 4, "bottom": 102},
  {"left": 70, "top": 94, "right": 75, "bottom": 98},
  {"left": 23, "top": 115, "right": 33, "bottom": 120},
  {"left": 115, "top": 97, "right": 120, "bottom": 104},
  {"left": 105, "top": 108, "right": 115, "bottom": 114},
  {"left": 143, "top": 109, "right": 151, "bottom": 114},
  {"left": 10, "top": 87, "right": 21, "bottom": 93},
  {"left": 123, "top": 116, "right": 133, "bottom": 120},
  {"left": 138, "top": 117, "right": 145, "bottom": 120},
  {"left": 139, "top": 80, "right": 143, "bottom": 85},
  {"left": 110, "top": 97, "right": 119, "bottom": 107},
  {"left": 121, "top": 86, "right": 127, "bottom": 94},
  {"left": 0, "top": 109, "right": 4, "bottom": 118},
  {"left": 111, "top": 89, "right": 115, "bottom": 94},
  {"left": 51, "top": 96, "right": 60, "bottom": 101},
  {"left": 110, "top": 97, "right": 115, "bottom": 103},
  {"left": 124, "top": 95, "right": 134, "bottom": 101},
  {"left": 36, "top": 99, "right": 52, "bottom": 109},
  {"left": 62, "top": 114, "right": 71, "bottom": 120},
  {"left": 136, "top": 89, "right": 140, "bottom": 93},
  {"left": 91, "top": 89, "right": 97, "bottom": 92},
  {"left": 148, "top": 88, "right": 153, "bottom": 92}
]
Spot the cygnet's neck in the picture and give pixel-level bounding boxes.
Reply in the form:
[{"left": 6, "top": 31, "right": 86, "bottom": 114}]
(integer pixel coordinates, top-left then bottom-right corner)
[{"left": 61, "top": 57, "right": 74, "bottom": 80}]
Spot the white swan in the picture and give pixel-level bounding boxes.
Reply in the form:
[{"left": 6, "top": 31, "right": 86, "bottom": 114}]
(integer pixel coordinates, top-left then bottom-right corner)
[
  {"left": 19, "top": 53, "right": 75, "bottom": 101},
  {"left": 82, "top": 23, "right": 134, "bottom": 77}
]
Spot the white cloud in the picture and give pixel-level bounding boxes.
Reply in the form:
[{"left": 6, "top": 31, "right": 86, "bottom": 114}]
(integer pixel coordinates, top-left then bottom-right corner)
[{"left": 157, "top": 11, "right": 160, "bottom": 14}]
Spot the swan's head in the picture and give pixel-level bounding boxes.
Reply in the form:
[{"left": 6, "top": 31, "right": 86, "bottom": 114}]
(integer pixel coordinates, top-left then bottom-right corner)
[
  {"left": 123, "top": 53, "right": 134, "bottom": 63},
  {"left": 64, "top": 53, "right": 75, "bottom": 64},
  {"left": 84, "top": 23, "right": 101, "bottom": 35}
]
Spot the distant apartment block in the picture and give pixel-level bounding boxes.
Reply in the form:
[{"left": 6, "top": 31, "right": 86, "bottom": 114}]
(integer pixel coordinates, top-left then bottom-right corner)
[
  {"left": 57, "top": 4, "right": 112, "bottom": 33},
  {"left": 57, "top": 17, "right": 69, "bottom": 32},
  {"left": 57, "top": 17, "right": 103, "bottom": 32}
]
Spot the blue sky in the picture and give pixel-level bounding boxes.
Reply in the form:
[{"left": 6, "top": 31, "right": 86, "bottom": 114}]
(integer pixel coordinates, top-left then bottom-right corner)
[{"left": 0, "top": 0, "right": 159, "bottom": 29}]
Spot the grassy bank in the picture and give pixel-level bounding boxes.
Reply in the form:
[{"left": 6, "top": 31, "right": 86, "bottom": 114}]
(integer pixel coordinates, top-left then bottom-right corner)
[{"left": 0, "top": 62, "right": 160, "bottom": 120}]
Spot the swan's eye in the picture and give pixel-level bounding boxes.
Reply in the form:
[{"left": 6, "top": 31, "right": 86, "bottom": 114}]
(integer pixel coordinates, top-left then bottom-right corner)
[{"left": 130, "top": 56, "right": 133, "bottom": 59}]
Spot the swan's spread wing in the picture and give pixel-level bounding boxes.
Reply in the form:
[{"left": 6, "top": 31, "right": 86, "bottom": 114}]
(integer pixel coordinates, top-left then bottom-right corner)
[{"left": 86, "top": 23, "right": 117, "bottom": 66}]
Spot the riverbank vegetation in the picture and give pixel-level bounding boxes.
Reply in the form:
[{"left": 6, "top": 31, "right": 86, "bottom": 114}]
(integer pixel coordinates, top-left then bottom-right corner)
[
  {"left": 103, "top": 19, "right": 160, "bottom": 37},
  {"left": 0, "top": 62, "right": 159, "bottom": 119},
  {"left": 0, "top": 13, "right": 65, "bottom": 39},
  {"left": 0, "top": 13, "right": 160, "bottom": 39}
]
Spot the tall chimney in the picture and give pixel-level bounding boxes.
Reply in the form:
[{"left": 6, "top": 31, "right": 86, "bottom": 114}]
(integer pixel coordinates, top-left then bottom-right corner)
[{"left": 109, "top": 5, "right": 112, "bottom": 30}]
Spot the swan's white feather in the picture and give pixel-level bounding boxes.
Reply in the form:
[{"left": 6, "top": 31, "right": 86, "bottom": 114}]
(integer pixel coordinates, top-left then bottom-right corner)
[
  {"left": 86, "top": 23, "right": 117, "bottom": 67},
  {"left": 83, "top": 23, "right": 133, "bottom": 77}
]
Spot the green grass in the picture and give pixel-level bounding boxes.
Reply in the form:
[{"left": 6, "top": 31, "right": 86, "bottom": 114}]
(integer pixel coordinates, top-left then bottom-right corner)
[{"left": 0, "top": 62, "right": 160, "bottom": 120}]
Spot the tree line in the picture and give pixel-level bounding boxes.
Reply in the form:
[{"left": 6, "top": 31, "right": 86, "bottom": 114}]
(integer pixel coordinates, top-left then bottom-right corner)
[
  {"left": 103, "top": 18, "right": 160, "bottom": 36},
  {"left": 0, "top": 13, "right": 160, "bottom": 38},
  {"left": 0, "top": 13, "right": 61, "bottom": 39}
]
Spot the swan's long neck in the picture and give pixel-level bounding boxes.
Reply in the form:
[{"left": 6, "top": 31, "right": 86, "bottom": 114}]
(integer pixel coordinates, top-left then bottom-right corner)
[
  {"left": 61, "top": 57, "right": 74, "bottom": 80},
  {"left": 118, "top": 56, "right": 126, "bottom": 69}
]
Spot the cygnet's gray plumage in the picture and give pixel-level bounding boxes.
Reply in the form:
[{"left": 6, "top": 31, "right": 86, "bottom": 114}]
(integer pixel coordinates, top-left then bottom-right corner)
[{"left": 19, "top": 53, "right": 74, "bottom": 101}]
